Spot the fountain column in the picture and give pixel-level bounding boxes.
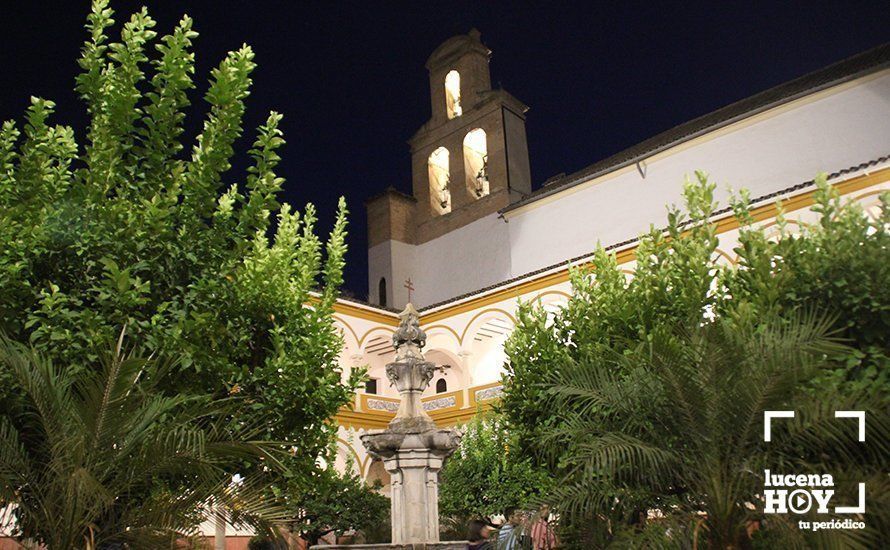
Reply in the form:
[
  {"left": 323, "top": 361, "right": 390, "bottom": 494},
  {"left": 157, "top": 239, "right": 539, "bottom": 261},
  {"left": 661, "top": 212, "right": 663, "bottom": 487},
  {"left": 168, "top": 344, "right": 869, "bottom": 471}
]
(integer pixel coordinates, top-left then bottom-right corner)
[{"left": 360, "top": 304, "right": 461, "bottom": 544}]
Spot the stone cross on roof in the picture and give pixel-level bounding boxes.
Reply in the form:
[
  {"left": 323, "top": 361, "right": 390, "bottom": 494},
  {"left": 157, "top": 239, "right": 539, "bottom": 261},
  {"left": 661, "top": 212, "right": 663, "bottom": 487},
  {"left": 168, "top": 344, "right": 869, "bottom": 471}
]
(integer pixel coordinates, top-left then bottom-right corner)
[{"left": 403, "top": 278, "right": 415, "bottom": 303}]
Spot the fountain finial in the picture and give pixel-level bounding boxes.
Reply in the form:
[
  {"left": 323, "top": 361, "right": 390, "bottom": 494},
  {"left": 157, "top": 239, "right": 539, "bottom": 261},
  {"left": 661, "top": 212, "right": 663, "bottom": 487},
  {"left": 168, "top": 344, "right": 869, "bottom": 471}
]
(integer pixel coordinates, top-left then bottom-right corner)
[
  {"left": 392, "top": 303, "right": 425, "bottom": 361},
  {"left": 383, "top": 303, "right": 440, "bottom": 430}
]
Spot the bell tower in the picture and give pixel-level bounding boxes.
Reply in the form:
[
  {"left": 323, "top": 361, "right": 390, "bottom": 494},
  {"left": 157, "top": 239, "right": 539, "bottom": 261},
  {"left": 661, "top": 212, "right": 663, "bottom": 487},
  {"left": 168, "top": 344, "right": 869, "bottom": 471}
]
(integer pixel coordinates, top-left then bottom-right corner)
[
  {"left": 367, "top": 30, "right": 531, "bottom": 307},
  {"left": 409, "top": 29, "right": 532, "bottom": 241}
]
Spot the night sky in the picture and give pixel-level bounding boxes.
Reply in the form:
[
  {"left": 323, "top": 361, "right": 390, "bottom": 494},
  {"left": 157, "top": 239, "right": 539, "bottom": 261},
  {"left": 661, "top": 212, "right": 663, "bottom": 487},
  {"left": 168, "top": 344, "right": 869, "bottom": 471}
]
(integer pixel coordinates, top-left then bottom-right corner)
[{"left": 2, "top": 1, "right": 887, "bottom": 298}]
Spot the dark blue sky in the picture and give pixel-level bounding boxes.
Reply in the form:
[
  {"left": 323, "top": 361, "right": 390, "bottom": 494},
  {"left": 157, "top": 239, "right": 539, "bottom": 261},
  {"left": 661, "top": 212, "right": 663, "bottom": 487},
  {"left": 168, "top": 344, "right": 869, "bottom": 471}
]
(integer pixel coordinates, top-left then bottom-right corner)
[{"left": 2, "top": 1, "right": 887, "bottom": 298}]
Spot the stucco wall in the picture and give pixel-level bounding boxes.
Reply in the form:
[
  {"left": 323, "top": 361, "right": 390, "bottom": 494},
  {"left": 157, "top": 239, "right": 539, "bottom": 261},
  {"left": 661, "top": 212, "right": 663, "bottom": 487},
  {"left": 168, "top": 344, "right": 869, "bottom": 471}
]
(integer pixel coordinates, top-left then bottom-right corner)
[
  {"left": 410, "top": 212, "right": 511, "bottom": 307},
  {"left": 370, "top": 211, "right": 512, "bottom": 310},
  {"left": 368, "top": 239, "right": 416, "bottom": 307},
  {"left": 380, "top": 72, "right": 890, "bottom": 305},
  {"left": 506, "top": 71, "right": 890, "bottom": 276}
]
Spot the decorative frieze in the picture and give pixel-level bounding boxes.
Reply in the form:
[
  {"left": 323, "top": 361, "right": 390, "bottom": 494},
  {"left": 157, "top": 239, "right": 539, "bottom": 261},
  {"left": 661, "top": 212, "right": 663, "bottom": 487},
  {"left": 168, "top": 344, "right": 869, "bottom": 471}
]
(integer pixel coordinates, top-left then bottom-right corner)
[
  {"left": 475, "top": 384, "right": 503, "bottom": 402},
  {"left": 367, "top": 398, "right": 399, "bottom": 412},
  {"left": 422, "top": 395, "right": 456, "bottom": 411}
]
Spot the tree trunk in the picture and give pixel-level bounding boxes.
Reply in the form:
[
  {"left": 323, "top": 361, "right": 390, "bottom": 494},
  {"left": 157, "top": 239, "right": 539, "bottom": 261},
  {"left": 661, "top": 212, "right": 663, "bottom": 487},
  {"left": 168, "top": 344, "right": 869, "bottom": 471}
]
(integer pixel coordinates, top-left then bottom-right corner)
[{"left": 215, "top": 507, "right": 226, "bottom": 550}]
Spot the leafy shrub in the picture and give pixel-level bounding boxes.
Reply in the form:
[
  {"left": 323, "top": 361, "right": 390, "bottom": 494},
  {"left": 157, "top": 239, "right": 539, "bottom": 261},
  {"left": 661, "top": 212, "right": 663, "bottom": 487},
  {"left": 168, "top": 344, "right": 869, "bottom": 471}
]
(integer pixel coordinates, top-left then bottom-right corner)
[
  {"left": 439, "top": 415, "right": 553, "bottom": 524},
  {"left": 0, "top": 0, "right": 360, "bottom": 496},
  {"left": 501, "top": 173, "right": 890, "bottom": 547}
]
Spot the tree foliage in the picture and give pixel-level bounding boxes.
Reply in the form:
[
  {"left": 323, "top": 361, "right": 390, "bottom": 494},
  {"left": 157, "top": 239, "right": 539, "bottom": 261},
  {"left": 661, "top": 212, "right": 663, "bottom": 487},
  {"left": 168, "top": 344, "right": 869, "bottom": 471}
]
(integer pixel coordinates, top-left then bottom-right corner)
[
  {"left": 501, "top": 174, "right": 890, "bottom": 547},
  {"left": 0, "top": 0, "right": 359, "bottom": 484},
  {"left": 725, "top": 182, "right": 890, "bottom": 398},
  {"left": 439, "top": 415, "right": 553, "bottom": 525},
  {"left": 0, "top": 332, "right": 288, "bottom": 549},
  {"left": 279, "top": 461, "right": 389, "bottom": 546}
]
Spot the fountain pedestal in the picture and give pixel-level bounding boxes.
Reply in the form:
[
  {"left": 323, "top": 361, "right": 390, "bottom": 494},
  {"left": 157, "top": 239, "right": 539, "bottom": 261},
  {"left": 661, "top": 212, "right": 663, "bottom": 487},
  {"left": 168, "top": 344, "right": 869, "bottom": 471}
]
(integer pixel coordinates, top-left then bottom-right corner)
[
  {"left": 362, "top": 428, "right": 460, "bottom": 543},
  {"left": 311, "top": 304, "right": 463, "bottom": 549},
  {"left": 360, "top": 304, "right": 461, "bottom": 544}
]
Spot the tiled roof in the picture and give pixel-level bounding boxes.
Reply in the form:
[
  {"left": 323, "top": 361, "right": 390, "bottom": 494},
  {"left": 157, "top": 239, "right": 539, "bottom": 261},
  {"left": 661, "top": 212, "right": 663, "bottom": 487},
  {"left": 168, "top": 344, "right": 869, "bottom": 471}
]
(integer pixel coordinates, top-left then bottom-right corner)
[{"left": 500, "top": 43, "right": 890, "bottom": 214}]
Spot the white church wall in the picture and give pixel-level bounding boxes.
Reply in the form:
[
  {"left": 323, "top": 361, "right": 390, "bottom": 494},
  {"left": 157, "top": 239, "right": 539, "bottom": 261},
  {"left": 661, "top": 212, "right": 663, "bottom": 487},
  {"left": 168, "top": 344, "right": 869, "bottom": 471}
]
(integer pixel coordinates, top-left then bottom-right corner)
[
  {"left": 410, "top": 212, "right": 512, "bottom": 307},
  {"left": 367, "top": 240, "right": 392, "bottom": 305},
  {"left": 368, "top": 239, "right": 416, "bottom": 307},
  {"left": 507, "top": 71, "right": 890, "bottom": 277}
]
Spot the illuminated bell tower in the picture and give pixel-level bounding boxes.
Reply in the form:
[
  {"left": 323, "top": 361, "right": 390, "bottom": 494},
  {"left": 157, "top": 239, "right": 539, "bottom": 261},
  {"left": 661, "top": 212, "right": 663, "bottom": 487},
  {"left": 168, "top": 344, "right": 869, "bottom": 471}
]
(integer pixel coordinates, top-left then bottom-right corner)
[
  {"left": 367, "top": 29, "right": 531, "bottom": 308},
  {"left": 409, "top": 28, "right": 532, "bottom": 240}
]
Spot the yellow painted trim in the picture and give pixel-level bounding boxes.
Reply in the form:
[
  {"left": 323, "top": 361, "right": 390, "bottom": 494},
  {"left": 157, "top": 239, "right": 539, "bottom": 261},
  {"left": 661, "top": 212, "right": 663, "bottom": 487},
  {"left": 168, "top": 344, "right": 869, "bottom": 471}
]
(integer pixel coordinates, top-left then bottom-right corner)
[
  {"left": 421, "top": 389, "right": 465, "bottom": 413},
  {"left": 334, "top": 168, "right": 890, "bottom": 434},
  {"left": 336, "top": 402, "right": 497, "bottom": 431},
  {"left": 503, "top": 69, "right": 890, "bottom": 218},
  {"left": 471, "top": 380, "right": 504, "bottom": 391},
  {"left": 335, "top": 382, "right": 499, "bottom": 430},
  {"left": 361, "top": 454, "right": 373, "bottom": 478},
  {"left": 332, "top": 315, "right": 360, "bottom": 349},
  {"left": 533, "top": 290, "right": 572, "bottom": 304},
  {"left": 359, "top": 393, "right": 399, "bottom": 413},
  {"left": 760, "top": 218, "right": 804, "bottom": 230},
  {"left": 333, "top": 300, "right": 399, "bottom": 326},
  {"left": 431, "top": 401, "right": 495, "bottom": 427},
  {"left": 760, "top": 218, "right": 808, "bottom": 243},
  {"left": 358, "top": 326, "right": 397, "bottom": 349},
  {"left": 713, "top": 248, "right": 737, "bottom": 266},
  {"left": 335, "top": 407, "right": 392, "bottom": 430},
  {"left": 458, "top": 307, "right": 518, "bottom": 344},
  {"left": 420, "top": 168, "right": 890, "bottom": 325},
  {"left": 851, "top": 188, "right": 890, "bottom": 203},
  {"left": 336, "top": 437, "right": 362, "bottom": 471},
  {"left": 713, "top": 169, "right": 888, "bottom": 233},
  {"left": 331, "top": 169, "right": 889, "bottom": 433}
]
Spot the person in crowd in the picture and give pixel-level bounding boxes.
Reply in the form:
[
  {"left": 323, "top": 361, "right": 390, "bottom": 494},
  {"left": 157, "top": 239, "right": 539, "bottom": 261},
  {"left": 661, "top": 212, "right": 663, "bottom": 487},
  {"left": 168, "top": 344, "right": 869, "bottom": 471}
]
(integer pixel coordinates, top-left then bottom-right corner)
[
  {"left": 467, "top": 518, "right": 494, "bottom": 550},
  {"left": 529, "top": 504, "right": 558, "bottom": 549},
  {"left": 497, "top": 507, "right": 528, "bottom": 550}
]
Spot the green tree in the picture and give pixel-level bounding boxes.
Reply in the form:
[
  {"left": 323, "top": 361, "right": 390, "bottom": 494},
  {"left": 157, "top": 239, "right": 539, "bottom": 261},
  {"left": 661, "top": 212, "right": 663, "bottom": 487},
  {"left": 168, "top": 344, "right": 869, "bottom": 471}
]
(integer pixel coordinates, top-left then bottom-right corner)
[
  {"left": 279, "top": 462, "right": 389, "bottom": 546},
  {"left": 0, "top": 0, "right": 359, "bottom": 484},
  {"left": 439, "top": 416, "right": 553, "bottom": 526},
  {"left": 544, "top": 311, "right": 888, "bottom": 548},
  {"left": 725, "top": 181, "right": 890, "bottom": 399},
  {"left": 501, "top": 174, "right": 890, "bottom": 547},
  {"left": 501, "top": 174, "right": 723, "bottom": 469},
  {"left": 0, "top": 332, "right": 287, "bottom": 549}
]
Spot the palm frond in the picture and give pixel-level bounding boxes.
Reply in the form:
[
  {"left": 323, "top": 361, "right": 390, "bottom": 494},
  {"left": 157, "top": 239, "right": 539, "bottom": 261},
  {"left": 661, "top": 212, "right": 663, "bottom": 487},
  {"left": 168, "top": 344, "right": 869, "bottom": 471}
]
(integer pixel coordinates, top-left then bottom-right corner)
[{"left": 0, "top": 332, "right": 290, "bottom": 546}]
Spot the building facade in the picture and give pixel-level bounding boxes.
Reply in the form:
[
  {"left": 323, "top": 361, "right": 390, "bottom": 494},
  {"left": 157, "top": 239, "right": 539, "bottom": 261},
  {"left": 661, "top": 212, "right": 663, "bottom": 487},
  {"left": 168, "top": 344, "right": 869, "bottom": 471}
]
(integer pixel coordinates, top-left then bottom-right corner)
[{"left": 328, "top": 34, "right": 890, "bottom": 497}]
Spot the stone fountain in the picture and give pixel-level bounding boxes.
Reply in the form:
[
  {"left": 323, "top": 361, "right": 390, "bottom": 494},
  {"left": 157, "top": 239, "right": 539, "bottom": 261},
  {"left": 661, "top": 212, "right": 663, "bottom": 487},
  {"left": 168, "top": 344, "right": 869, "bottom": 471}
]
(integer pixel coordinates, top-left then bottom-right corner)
[{"left": 312, "top": 304, "right": 464, "bottom": 550}]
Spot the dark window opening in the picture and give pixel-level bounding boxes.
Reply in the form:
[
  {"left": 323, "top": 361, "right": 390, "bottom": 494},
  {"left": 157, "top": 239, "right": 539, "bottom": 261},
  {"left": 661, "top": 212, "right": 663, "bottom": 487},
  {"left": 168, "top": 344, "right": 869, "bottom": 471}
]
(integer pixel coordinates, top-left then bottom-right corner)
[
  {"left": 436, "top": 378, "right": 447, "bottom": 394},
  {"left": 378, "top": 277, "right": 387, "bottom": 307},
  {"left": 365, "top": 378, "right": 378, "bottom": 395}
]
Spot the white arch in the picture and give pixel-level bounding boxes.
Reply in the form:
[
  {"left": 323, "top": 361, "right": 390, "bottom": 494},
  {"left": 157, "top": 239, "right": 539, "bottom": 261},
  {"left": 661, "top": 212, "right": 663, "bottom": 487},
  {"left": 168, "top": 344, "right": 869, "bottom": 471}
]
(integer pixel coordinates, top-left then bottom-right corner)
[
  {"left": 459, "top": 307, "right": 517, "bottom": 345},
  {"left": 425, "top": 348, "right": 466, "bottom": 388},
  {"left": 424, "top": 324, "right": 461, "bottom": 350},
  {"left": 365, "top": 460, "right": 391, "bottom": 497},
  {"left": 460, "top": 310, "right": 515, "bottom": 387}
]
